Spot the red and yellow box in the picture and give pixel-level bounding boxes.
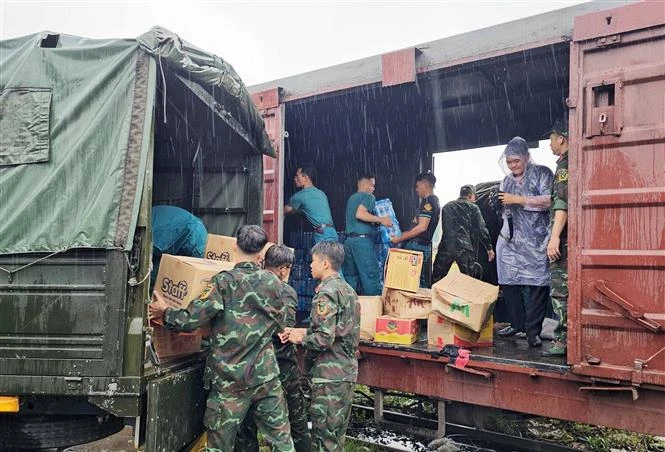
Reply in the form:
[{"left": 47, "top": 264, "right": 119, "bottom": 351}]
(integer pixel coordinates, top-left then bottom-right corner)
[
  {"left": 427, "top": 313, "right": 493, "bottom": 348},
  {"left": 374, "top": 316, "right": 419, "bottom": 345}
]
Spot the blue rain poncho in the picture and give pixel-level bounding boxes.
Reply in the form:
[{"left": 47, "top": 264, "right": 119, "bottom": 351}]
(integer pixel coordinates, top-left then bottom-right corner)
[{"left": 496, "top": 138, "right": 554, "bottom": 287}]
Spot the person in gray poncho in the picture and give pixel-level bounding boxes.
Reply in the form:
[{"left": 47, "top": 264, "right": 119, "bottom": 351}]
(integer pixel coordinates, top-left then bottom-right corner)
[{"left": 495, "top": 137, "right": 553, "bottom": 347}]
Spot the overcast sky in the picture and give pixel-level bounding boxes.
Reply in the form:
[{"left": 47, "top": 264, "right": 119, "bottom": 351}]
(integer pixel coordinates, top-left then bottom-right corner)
[{"left": 2, "top": 0, "right": 588, "bottom": 86}]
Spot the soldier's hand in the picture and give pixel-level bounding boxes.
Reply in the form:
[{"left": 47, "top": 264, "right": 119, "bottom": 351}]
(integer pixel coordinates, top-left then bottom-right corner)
[
  {"left": 278, "top": 329, "right": 291, "bottom": 343},
  {"left": 547, "top": 236, "right": 561, "bottom": 261},
  {"left": 498, "top": 192, "right": 524, "bottom": 206},
  {"left": 390, "top": 236, "right": 400, "bottom": 245},
  {"left": 487, "top": 250, "right": 495, "bottom": 262},
  {"left": 148, "top": 292, "right": 169, "bottom": 324},
  {"left": 286, "top": 328, "right": 307, "bottom": 345},
  {"left": 380, "top": 216, "right": 393, "bottom": 228}
]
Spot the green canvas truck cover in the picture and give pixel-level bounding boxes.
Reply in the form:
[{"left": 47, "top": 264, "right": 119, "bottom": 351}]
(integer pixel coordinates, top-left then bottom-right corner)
[{"left": 0, "top": 27, "right": 273, "bottom": 255}]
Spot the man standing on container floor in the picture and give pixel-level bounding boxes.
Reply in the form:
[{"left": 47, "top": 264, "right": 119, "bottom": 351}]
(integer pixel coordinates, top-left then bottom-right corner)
[
  {"left": 343, "top": 173, "right": 393, "bottom": 295},
  {"left": 391, "top": 171, "right": 440, "bottom": 288},
  {"left": 149, "top": 225, "right": 295, "bottom": 452},
  {"left": 542, "top": 120, "right": 569, "bottom": 358}
]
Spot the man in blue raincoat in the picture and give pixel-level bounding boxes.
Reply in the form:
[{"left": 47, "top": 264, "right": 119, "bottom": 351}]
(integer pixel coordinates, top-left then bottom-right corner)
[
  {"left": 495, "top": 137, "right": 553, "bottom": 348},
  {"left": 284, "top": 165, "right": 339, "bottom": 244},
  {"left": 150, "top": 205, "right": 208, "bottom": 286}
]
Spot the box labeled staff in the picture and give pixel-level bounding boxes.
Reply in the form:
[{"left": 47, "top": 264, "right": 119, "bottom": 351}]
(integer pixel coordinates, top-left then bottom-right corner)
[
  {"left": 427, "top": 313, "right": 494, "bottom": 348},
  {"left": 358, "top": 296, "right": 383, "bottom": 341},
  {"left": 374, "top": 316, "right": 419, "bottom": 345},
  {"left": 382, "top": 287, "right": 432, "bottom": 319},
  {"left": 431, "top": 272, "right": 498, "bottom": 332},
  {"left": 154, "top": 254, "right": 235, "bottom": 310},
  {"left": 204, "top": 234, "right": 236, "bottom": 262},
  {"left": 384, "top": 248, "right": 423, "bottom": 293},
  {"left": 152, "top": 255, "right": 234, "bottom": 360}
]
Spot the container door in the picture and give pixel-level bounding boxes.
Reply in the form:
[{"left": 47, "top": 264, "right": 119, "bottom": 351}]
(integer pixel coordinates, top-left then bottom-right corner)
[
  {"left": 568, "top": 2, "right": 665, "bottom": 385},
  {"left": 252, "top": 88, "right": 285, "bottom": 243}
]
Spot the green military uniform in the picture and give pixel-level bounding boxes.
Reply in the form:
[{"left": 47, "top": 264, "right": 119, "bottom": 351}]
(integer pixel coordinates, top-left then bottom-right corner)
[
  {"left": 289, "top": 186, "right": 338, "bottom": 243},
  {"left": 302, "top": 275, "right": 360, "bottom": 452},
  {"left": 432, "top": 198, "right": 492, "bottom": 282},
  {"left": 550, "top": 152, "right": 569, "bottom": 344},
  {"left": 235, "top": 282, "right": 311, "bottom": 452},
  {"left": 342, "top": 191, "right": 382, "bottom": 295},
  {"left": 162, "top": 262, "right": 295, "bottom": 452}
]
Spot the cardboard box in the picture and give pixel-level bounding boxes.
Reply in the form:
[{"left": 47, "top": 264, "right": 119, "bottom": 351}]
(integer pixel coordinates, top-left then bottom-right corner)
[
  {"left": 150, "top": 326, "right": 202, "bottom": 361},
  {"left": 152, "top": 254, "right": 233, "bottom": 360},
  {"left": 427, "top": 313, "right": 494, "bottom": 348},
  {"left": 154, "top": 254, "right": 235, "bottom": 310},
  {"left": 204, "top": 234, "right": 236, "bottom": 262},
  {"left": 359, "top": 296, "right": 383, "bottom": 341},
  {"left": 382, "top": 287, "right": 432, "bottom": 319},
  {"left": 431, "top": 272, "right": 498, "bottom": 333},
  {"left": 384, "top": 248, "right": 423, "bottom": 293},
  {"left": 374, "top": 316, "right": 419, "bottom": 345}
]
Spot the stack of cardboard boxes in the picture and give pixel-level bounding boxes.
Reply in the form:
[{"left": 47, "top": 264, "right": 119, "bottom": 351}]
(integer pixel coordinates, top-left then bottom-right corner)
[
  {"left": 363, "top": 248, "right": 499, "bottom": 349},
  {"left": 151, "top": 234, "right": 284, "bottom": 361}
]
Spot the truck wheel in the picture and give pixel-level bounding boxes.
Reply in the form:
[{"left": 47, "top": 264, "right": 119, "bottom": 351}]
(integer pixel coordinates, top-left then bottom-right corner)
[{"left": 0, "top": 414, "right": 124, "bottom": 450}]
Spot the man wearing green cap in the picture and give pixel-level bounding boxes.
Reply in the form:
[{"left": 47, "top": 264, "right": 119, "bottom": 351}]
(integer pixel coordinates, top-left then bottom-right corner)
[
  {"left": 432, "top": 184, "right": 495, "bottom": 283},
  {"left": 542, "top": 119, "right": 569, "bottom": 357}
]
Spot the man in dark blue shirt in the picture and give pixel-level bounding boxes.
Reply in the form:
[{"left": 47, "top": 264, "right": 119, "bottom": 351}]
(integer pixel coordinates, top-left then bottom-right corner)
[{"left": 391, "top": 172, "right": 440, "bottom": 288}]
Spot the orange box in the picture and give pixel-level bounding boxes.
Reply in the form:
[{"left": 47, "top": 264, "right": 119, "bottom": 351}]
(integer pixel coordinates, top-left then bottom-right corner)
[
  {"left": 384, "top": 248, "right": 423, "bottom": 293},
  {"left": 374, "top": 316, "right": 419, "bottom": 345},
  {"left": 427, "top": 313, "right": 494, "bottom": 348},
  {"left": 382, "top": 287, "right": 432, "bottom": 319}
]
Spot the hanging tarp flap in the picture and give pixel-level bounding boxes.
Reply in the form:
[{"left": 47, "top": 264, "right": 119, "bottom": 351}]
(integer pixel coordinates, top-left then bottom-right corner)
[
  {"left": 0, "top": 33, "right": 154, "bottom": 254},
  {"left": 137, "top": 26, "right": 275, "bottom": 157}
]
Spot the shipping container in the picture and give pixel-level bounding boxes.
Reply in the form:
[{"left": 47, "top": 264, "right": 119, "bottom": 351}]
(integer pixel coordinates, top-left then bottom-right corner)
[{"left": 250, "top": 0, "right": 665, "bottom": 434}]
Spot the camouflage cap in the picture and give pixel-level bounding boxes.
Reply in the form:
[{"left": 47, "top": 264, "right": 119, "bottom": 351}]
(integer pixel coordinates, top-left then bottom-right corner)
[{"left": 543, "top": 118, "right": 569, "bottom": 138}]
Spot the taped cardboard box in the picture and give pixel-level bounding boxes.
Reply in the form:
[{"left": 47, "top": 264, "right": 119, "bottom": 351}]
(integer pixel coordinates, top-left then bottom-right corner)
[
  {"left": 431, "top": 272, "right": 498, "bottom": 333},
  {"left": 204, "top": 234, "right": 236, "bottom": 262},
  {"left": 384, "top": 248, "right": 423, "bottom": 293},
  {"left": 152, "top": 254, "right": 234, "bottom": 360},
  {"left": 150, "top": 326, "right": 202, "bottom": 361},
  {"left": 359, "top": 296, "right": 383, "bottom": 341},
  {"left": 374, "top": 316, "right": 419, "bottom": 345},
  {"left": 382, "top": 287, "right": 431, "bottom": 319},
  {"left": 427, "top": 313, "right": 494, "bottom": 348}
]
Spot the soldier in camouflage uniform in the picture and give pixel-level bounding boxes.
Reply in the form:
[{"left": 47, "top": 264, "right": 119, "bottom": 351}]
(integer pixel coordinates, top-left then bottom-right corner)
[
  {"left": 149, "top": 225, "right": 295, "bottom": 452},
  {"left": 235, "top": 245, "right": 311, "bottom": 452},
  {"left": 542, "top": 120, "right": 569, "bottom": 358},
  {"left": 432, "top": 184, "right": 495, "bottom": 283},
  {"left": 281, "top": 241, "right": 360, "bottom": 452}
]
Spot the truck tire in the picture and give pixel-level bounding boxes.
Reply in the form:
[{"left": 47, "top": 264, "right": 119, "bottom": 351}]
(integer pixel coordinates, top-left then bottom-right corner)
[{"left": 0, "top": 414, "right": 124, "bottom": 450}]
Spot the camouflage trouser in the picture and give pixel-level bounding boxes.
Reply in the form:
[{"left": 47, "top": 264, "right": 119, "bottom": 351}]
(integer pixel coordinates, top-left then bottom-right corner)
[
  {"left": 310, "top": 380, "right": 355, "bottom": 452},
  {"left": 205, "top": 377, "right": 295, "bottom": 452},
  {"left": 235, "top": 363, "right": 311, "bottom": 452},
  {"left": 550, "top": 241, "right": 568, "bottom": 343}
]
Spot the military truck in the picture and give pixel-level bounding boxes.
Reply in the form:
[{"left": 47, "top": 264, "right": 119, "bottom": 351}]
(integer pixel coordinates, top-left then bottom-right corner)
[{"left": 0, "top": 27, "right": 274, "bottom": 450}]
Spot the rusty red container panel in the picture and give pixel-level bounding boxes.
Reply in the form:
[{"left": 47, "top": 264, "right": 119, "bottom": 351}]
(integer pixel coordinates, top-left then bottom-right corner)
[
  {"left": 251, "top": 88, "right": 284, "bottom": 243},
  {"left": 382, "top": 48, "right": 418, "bottom": 87},
  {"left": 568, "top": 2, "right": 665, "bottom": 386}
]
